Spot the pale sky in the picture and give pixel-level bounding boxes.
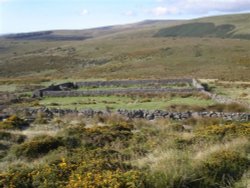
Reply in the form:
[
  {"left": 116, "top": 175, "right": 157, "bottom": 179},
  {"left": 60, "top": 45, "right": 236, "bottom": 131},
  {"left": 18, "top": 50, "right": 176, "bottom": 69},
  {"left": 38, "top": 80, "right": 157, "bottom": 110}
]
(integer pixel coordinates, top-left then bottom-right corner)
[{"left": 1, "top": 0, "right": 250, "bottom": 34}]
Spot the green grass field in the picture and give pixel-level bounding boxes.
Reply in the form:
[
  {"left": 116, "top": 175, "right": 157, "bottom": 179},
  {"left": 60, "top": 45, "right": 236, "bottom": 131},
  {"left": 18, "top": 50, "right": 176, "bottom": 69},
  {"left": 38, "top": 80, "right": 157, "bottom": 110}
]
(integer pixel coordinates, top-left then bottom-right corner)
[
  {"left": 0, "top": 84, "right": 17, "bottom": 92},
  {"left": 39, "top": 95, "right": 215, "bottom": 110},
  {"left": 200, "top": 79, "right": 250, "bottom": 103}
]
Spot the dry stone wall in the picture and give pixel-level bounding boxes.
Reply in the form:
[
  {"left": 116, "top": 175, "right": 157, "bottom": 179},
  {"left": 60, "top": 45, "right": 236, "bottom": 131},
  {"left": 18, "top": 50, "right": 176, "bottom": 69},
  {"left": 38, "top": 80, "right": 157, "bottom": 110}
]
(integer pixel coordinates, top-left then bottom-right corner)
[
  {"left": 33, "top": 82, "right": 75, "bottom": 97},
  {"left": 32, "top": 79, "right": 250, "bottom": 110},
  {"left": 9, "top": 107, "right": 250, "bottom": 122},
  {"left": 201, "top": 90, "right": 250, "bottom": 109},
  {"left": 33, "top": 79, "right": 202, "bottom": 97},
  {"left": 75, "top": 79, "right": 193, "bottom": 87}
]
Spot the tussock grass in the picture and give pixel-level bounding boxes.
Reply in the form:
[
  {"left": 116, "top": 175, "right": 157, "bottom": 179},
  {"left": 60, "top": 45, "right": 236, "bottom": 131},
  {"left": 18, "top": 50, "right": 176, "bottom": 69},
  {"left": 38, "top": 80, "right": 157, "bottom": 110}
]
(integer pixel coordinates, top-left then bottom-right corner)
[{"left": 194, "top": 137, "right": 249, "bottom": 160}]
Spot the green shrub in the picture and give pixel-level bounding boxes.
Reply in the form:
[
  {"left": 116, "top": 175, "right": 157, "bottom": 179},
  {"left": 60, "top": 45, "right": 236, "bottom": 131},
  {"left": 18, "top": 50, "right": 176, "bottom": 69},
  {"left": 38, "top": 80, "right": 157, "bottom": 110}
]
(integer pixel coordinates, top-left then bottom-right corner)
[
  {"left": 62, "top": 136, "right": 82, "bottom": 149},
  {"left": 31, "top": 159, "right": 76, "bottom": 187},
  {"left": 0, "top": 165, "right": 34, "bottom": 188},
  {"left": 197, "top": 150, "right": 249, "bottom": 187},
  {"left": 64, "top": 152, "right": 145, "bottom": 188},
  {"left": 12, "top": 135, "right": 63, "bottom": 159},
  {"left": 0, "top": 131, "right": 26, "bottom": 143},
  {"left": 84, "top": 125, "right": 133, "bottom": 147},
  {"left": 62, "top": 123, "right": 133, "bottom": 148},
  {"left": 145, "top": 150, "right": 249, "bottom": 188},
  {"left": 195, "top": 123, "right": 250, "bottom": 140},
  {"left": 1, "top": 148, "right": 145, "bottom": 188},
  {"left": 67, "top": 168, "right": 145, "bottom": 188},
  {"left": 0, "top": 115, "right": 28, "bottom": 130}
]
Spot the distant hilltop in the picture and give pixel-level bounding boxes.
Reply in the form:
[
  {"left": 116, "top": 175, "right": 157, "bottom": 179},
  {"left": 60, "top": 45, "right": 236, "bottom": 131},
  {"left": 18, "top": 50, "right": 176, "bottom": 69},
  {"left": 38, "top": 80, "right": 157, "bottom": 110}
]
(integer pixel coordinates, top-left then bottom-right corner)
[{"left": 2, "top": 13, "right": 250, "bottom": 40}]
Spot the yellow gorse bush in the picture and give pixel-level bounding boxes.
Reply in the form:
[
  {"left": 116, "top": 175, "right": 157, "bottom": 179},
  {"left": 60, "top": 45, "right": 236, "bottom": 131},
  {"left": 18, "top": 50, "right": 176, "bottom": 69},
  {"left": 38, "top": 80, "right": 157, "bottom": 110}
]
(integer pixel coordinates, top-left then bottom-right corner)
[
  {"left": 67, "top": 169, "right": 143, "bottom": 188},
  {"left": 195, "top": 123, "right": 250, "bottom": 138}
]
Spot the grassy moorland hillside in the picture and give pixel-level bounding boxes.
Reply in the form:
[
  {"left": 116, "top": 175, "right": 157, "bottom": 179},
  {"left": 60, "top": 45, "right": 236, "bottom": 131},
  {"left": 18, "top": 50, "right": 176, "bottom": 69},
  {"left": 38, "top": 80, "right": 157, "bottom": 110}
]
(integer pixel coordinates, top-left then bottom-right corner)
[
  {"left": 195, "top": 13, "right": 250, "bottom": 35},
  {"left": 155, "top": 13, "right": 250, "bottom": 39},
  {"left": 0, "top": 13, "right": 250, "bottom": 83}
]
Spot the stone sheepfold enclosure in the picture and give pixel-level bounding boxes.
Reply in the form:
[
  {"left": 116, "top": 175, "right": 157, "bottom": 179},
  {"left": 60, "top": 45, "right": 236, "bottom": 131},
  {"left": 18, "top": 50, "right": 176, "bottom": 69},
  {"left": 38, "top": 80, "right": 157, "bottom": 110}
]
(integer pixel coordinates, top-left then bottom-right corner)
[{"left": 33, "top": 79, "right": 204, "bottom": 97}]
